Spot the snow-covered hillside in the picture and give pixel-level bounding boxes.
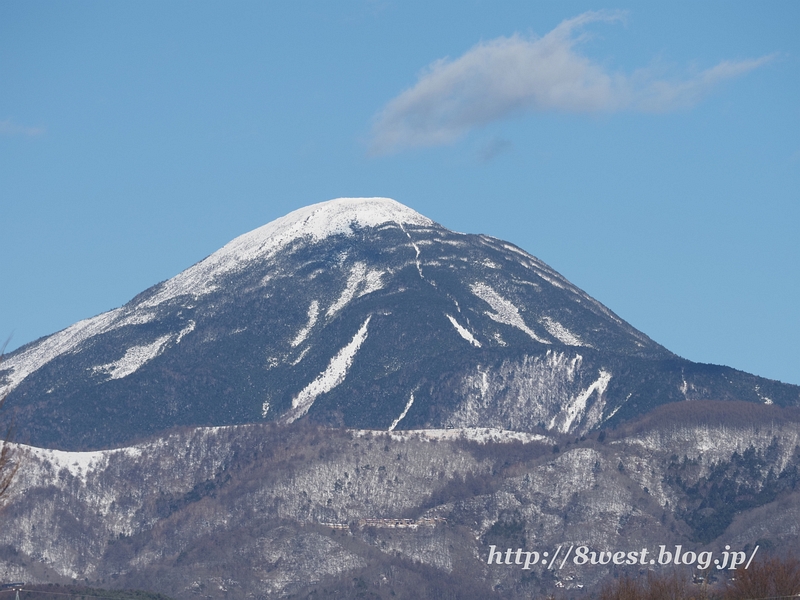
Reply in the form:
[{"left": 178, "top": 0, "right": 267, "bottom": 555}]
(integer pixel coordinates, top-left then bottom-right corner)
[{"left": 2, "top": 410, "right": 800, "bottom": 598}]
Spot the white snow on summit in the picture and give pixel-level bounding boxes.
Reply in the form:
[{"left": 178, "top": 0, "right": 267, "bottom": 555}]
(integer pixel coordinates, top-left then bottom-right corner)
[
  {"left": 0, "top": 198, "right": 425, "bottom": 394},
  {"left": 144, "top": 198, "right": 432, "bottom": 308}
]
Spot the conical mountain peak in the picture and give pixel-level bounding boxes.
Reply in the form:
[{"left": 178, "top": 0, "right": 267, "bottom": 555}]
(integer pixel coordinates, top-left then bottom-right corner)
[
  {"left": 4, "top": 197, "right": 799, "bottom": 450},
  {"left": 225, "top": 197, "right": 434, "bottom": 261},
  {"left": 142, "top": 197, "right": 435, "bottom": 308}
]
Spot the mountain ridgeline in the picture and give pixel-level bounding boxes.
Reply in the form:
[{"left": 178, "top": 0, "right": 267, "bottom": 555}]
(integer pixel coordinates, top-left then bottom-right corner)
[{"left": 3, "top": 197, "right": 798, "bottom": 450}]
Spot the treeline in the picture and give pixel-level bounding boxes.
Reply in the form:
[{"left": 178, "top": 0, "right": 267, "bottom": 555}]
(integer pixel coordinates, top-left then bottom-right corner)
[
  {"left": 612, "top": 400, "right": 800, "bottom": 440},
  {"left": 284, "top": 554, "right": 800, "bottom": 600},
  {"left": 597, "top": 555, "right": 800, "bottom": 600},
  {"left": 666, "top": 442, "right": 800, "bottom": 543}
]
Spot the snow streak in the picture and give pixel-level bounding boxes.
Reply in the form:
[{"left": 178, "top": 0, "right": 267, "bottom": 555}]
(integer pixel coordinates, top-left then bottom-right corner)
[
  {"left": 327, "top": 263, "right": 384, "bottom": 317},
  {"left": 175, "top": 320, "right": 196, "bottom": 344},
  {"left": 550, "top": 369, "right": 612, "bottom": 433},
  {"left": 398, "top": 223, "right": 424, "bottom": 279},
  {"left": 470, "top": 282, "right": 549, "bottom": 344},
  {"left": 292, "top": 301, "right": 320, "bottom": 347},
  {"left": 540, "top": 316, "right": 586, "bottom": 347},
  {"left": 283, "top": 316, "right": 372, "bottom": 423},
  {"left": 388, "top": 393, "right": 415, "bottom": 431},
  {"left": 446, "top": 314, "right": 481, "bottom": 347},
  {"left": 93, "top": 335, "right": 172, "bottom": 380}
]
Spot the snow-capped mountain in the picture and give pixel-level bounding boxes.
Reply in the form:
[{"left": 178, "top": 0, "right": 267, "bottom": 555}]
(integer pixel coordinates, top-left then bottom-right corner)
[
  {"left": 3, "top": 197, "right": 798, "bottom": 450},
  {"left": 3, "top": 197, "right": 800, "bottom": 598}
]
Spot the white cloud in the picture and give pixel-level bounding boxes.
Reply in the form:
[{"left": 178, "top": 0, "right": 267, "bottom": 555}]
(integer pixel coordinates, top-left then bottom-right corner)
[
  {"left": 0, "top": 119, "right": 45, "bottom": 137},
  {"left": 369, "top": 10, "right": 773, "bottom": 154}
]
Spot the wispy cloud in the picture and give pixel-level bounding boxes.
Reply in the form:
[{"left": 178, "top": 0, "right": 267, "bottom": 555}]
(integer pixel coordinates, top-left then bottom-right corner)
[
  {"left": 369, "top": 10, "right": 773, "bottom": 154},
  {"left": 0, "top": 119, "right": 46, "bottom": 137},
  {"left": 478, "top": 137, "right": 514, "bottom": 162}
]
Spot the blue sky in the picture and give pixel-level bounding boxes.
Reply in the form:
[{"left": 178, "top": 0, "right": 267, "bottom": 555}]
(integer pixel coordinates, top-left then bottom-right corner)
[{"left": 1, "top": 1, "right": 798, "bottom": 385}]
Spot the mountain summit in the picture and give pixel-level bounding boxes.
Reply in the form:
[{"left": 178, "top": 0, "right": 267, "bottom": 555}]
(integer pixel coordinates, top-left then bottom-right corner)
[{"left": 3, "top": 197, "right": 798, "bottom": 449}]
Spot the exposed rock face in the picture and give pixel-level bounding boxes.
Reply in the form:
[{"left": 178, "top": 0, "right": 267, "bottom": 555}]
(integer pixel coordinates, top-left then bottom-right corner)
[{"left": 3, "top": 198, "right": 798, "bottom": 450}]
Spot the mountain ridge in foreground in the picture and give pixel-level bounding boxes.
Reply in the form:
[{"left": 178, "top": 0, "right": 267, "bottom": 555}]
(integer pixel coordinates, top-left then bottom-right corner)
[
  {"left": 2, "top": 197, "right": 798, "bottom": 450},
  {"left": 4, "top": 401, "right": 800, "bottom": 598}
]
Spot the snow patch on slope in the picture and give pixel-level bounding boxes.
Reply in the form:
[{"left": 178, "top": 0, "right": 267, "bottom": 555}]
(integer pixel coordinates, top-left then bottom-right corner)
[
  {"left": 446, "top": 314, "right": 481, "bottom": 347},
  {"left": 0, "top": 309, "right": 117, "bottom": 393},
  {"left": 755, "top": 385, "right": 774, "bottom": 405},
  {"left": 283, "top": 316, "right": 372, "bottom": 423},
  {"left": 293, "top": 301, "right": 320, "bottom": 347},
  {"left": 549, "top": 370, "right": 612, "bottom": 434},
  {"left": 327, "top": 263, "right": 385, "bottom": 317},
  {"left": 379, "top": 428, "right": 553, "bottom": 445},
  {"left": 175, "top": 320, "right": 196, "bottom": 344},
  {"left": 470, "top": 282, "right": 549, "bottom": 344},
  {"left": 22, "top": 444, "right": 143, "bottom": 483},
  {"left": 0, "top": 305, "right": 192, "bottom": 394},
  {"left": 388, "top": 393, "right": 415, "bottom": 431},
  {"left": 113, "top": 309, "right": 160, "bottom": 329},
  {"left": 93, "top": 335, "right": 172, "bottom": 380},
  {"left": 498, "top": 239, "right": 637, "bottom": 333},
  {"left": 540, "top": 316, "right": 586, "bottom": 347}
]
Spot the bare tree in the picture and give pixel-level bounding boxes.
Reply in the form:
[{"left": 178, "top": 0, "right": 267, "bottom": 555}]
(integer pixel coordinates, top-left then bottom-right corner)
[
  {"left": 598, "top": 570, "right": 712, "bottom": 600},
  {"left": 724, "top": 555, "right": 800, "bottom": 600}
]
